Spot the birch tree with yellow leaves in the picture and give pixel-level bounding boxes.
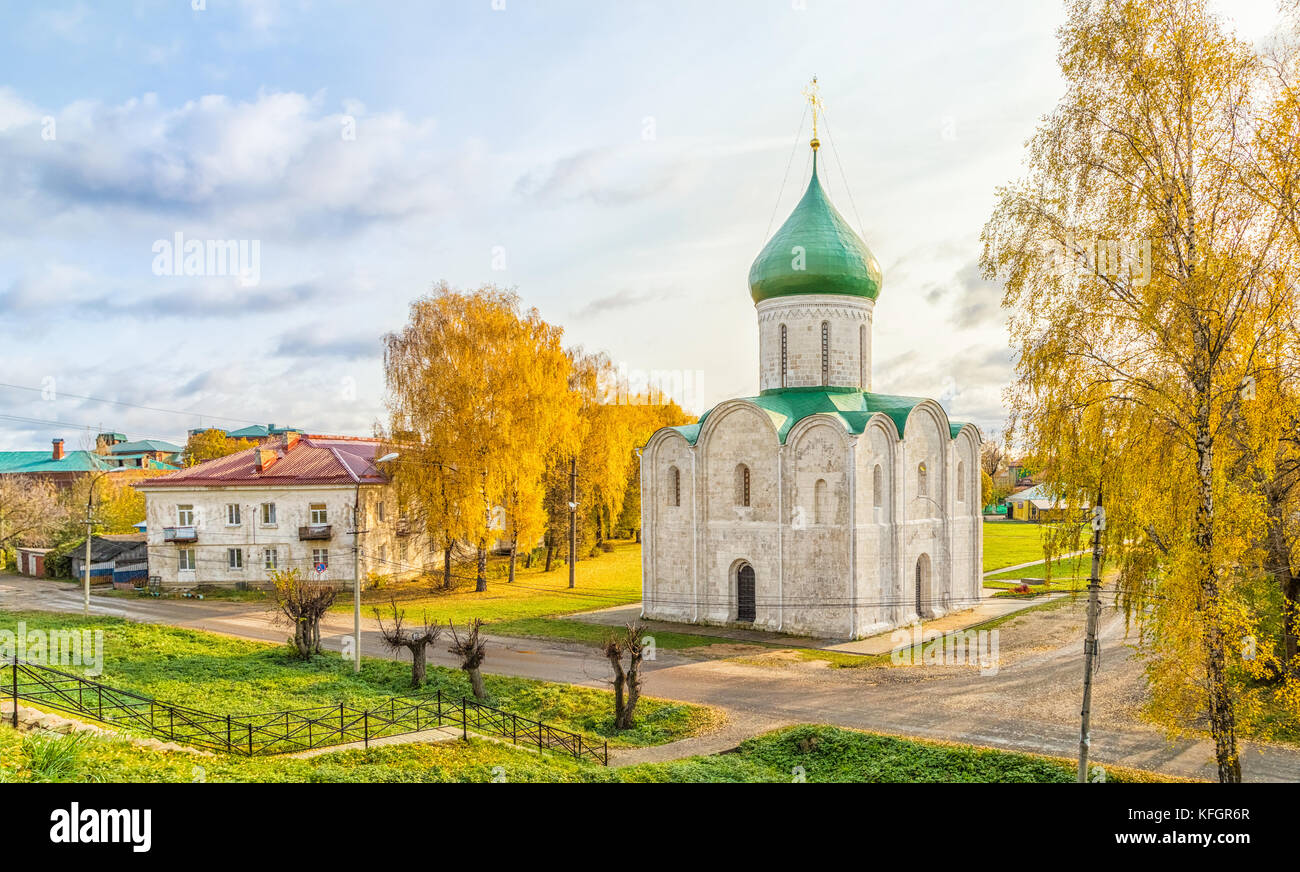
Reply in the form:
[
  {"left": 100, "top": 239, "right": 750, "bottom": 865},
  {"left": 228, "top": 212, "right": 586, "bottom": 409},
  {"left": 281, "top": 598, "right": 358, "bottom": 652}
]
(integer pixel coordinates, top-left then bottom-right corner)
[
  {"left": 982, "top": 0, "right": 1300, "bottom": 781},
  {"left": 383, "top": 283, "right": 577, "bottom": 593}
]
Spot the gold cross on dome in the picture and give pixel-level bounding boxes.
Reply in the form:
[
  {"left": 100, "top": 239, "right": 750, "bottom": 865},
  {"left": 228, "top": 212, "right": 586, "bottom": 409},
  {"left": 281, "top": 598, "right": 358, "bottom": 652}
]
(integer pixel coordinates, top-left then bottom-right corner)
[{"left": 802, "top": 76, "right": 822, "bottom": 149}]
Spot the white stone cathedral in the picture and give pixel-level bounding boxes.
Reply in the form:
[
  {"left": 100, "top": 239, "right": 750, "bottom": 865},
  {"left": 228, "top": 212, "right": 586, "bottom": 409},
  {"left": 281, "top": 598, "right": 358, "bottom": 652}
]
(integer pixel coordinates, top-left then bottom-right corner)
[{"left": 640, "top": 129, "right": 982, "bottom": 641}]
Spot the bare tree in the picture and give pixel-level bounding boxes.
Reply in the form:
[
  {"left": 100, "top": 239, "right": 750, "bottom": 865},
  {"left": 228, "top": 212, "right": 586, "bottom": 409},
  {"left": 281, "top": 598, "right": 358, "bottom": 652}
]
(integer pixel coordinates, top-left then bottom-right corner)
[
  {"left": 602, "top": 624, "right": 646, "bottom": 730},
  {"left": 0, "top": 476, "right": 67, "bottom": 567},
  {"left": 373, "top": 597, "right": 441, "bottom": 687},
  {"left": 447, "top": 619, "right": 487, "bottom": 700},
  {"left": 268, "top": 569, "right": 338, "bottom": 659},
  {"left": 980, "top": 439, "right": 1004, "bottom": 480}
]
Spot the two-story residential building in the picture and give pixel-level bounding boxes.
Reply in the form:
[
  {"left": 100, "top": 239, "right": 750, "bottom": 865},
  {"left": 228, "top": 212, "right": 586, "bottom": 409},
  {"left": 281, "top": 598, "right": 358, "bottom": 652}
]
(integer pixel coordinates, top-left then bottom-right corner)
[{"left": 134, "top": 433, "right": 430, "bottom": 589}]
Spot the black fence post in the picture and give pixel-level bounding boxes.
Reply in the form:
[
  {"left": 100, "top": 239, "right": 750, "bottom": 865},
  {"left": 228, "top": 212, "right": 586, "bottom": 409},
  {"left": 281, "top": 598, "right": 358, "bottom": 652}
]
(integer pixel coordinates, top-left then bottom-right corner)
[
  {"left": 603, "top": 742, "right": 608, "bottom": 765},
  {"left": 10, "top": 656, "right": 17, "bottom": 728},
  {"left": 436, "top": 689, "right": 442, "bottom": 724},
  {"left": 339, "top": 702, "right": 344, "bottom": 739},
  {"left": 461, "top": 698, "right": 467, "bottom": 740},
  {"left": 169, "top": 707, "right": 175, "bottom": 741},
  {"left": 226, "top": 714, "right": 232, "bottom": 752},
  {"left": 363, "top": 711, "right": 369, "bottom": 750},
  {"left": 247, "top": 723, "right": 253, "bottom": 756},
  {"left": 512, "top": 712, "right": 517, "bottom": 744}
]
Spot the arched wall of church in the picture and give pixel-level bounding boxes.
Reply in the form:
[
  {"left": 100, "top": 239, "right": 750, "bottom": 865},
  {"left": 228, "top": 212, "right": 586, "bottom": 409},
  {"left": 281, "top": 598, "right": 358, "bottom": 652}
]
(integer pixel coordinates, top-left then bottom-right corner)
[
  {"left": 641, "top": 431, "right": 697, "bottom": 624},
  {"left": 901, "top": 402, "right": 952, "bottom": 620},
  {"left": 949, "top": 426, "right": 983, "bottom": 610},
  {"left": 697, "top": 403, "right": 782, "bottom": 629},
  {"left": 783, "top": 417, "right": 852, "bottom": 637},
  {"left": 856, "top": 417, "right": 900, "bottom": 634}
]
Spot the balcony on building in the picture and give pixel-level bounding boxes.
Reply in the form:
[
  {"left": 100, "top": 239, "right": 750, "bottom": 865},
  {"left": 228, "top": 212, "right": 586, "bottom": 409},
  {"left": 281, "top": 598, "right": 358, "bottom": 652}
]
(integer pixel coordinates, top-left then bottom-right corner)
[
  {"left": 162, "top": 526, "right": 198, "bottom": 543},
  {"left": 298, "top": 524, "right": 333, "bottom": 541}
]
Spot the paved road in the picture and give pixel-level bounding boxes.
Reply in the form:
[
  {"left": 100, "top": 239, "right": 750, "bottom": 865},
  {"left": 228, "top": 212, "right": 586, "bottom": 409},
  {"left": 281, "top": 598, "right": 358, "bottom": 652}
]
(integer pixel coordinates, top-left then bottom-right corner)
[{"left": 4, "top": 577, "right": 1298, "bottom": 781}]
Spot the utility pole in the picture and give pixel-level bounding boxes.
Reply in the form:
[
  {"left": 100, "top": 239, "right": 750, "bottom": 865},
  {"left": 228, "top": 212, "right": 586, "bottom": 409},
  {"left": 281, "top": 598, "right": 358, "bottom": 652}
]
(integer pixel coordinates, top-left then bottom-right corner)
[
  {"left": 568, "top": 456, "right": 577, "bottom": 589},
  {"left": 82, "top": 472, "right": 106, "bottom": 617},
  {"left": 352, "top": 497, "right": 362, "bottom": 673},
  {"left": 1078, "top": 492, "right": 1104, "bottom": 783}
]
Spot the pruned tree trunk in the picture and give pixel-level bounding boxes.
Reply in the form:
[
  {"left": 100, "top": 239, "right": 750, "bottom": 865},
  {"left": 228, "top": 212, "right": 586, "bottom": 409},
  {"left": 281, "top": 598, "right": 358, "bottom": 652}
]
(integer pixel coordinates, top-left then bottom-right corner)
[
  {"left": 467, "top": 666, "right": 485, "bottom": 701},
  {"left": 602, "top": 624, "right": 645, "bottom": 730},
  {"left": 545, "top": 545, "right": 554, "bottom": 572},
  {"left": 508, "top": 537, "right": 518, "bottom": 583}
]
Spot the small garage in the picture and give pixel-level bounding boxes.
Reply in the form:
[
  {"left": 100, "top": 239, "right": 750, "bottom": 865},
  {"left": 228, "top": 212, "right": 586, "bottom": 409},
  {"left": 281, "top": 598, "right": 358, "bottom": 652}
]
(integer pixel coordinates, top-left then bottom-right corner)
[{"left": 15, "top": 547, "right": 51, "bottom": 577}]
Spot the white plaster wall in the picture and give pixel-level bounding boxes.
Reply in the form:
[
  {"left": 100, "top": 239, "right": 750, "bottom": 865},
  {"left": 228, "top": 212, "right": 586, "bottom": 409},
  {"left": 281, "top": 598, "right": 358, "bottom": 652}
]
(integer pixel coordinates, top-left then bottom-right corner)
[{"left": 141, "top": 483, "right": 429, "bottom": 588}]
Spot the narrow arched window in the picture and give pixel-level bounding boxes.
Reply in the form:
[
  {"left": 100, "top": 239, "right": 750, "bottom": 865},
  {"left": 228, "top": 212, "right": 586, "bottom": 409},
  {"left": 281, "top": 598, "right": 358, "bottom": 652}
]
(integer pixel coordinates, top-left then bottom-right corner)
[
  {"left": 918, "top": 461, "right": 928, "bottom": 498},
  {"left": 735, "top": 463, "right": 751, "bottom": 507},
  {"left": 820, "top": 321, "right": 830, "bottom": 385},
  {"left": 957, "top": 461, "right": 965, "bottom": 502},
  {"left": 859, "top": 324, "right": 868, "bottom": 390},
  {"left": 669, "top": 465, "right": 681, "bottom": 507},
  {"left": 814, "top": 478, "right": 829, "bottom": 524},
  {"left": 780, "top": 323, "right": 788, "bottom": 388},
  {"left": 872, "top": 465, "right": 883, "bottom": 509}
]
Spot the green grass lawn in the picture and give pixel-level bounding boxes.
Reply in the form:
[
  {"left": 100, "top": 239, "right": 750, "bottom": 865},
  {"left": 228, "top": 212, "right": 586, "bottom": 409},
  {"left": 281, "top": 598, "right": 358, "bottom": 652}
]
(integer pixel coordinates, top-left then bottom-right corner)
[
  {"left": 342, "top": 540, "right": 644, "bottom": 624},
  {"left": 0, "top": 610, "right": 717, "bottom": 749},
  {"left": 0, "top": 723, "right": 1181, "bottom": 783},
  {"left": 981, "top": 520, "right": 1087, "bottom": 573}
]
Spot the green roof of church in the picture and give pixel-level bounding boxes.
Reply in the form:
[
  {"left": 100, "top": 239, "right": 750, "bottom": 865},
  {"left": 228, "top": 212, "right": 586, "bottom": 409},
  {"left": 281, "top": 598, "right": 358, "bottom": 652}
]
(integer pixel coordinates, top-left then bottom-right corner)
[
  {"left": 748, "top": 152, "right": 882, "bottom": 304},
  {"left": 668, "top": 387, "right": 970, "bottom": 445}
]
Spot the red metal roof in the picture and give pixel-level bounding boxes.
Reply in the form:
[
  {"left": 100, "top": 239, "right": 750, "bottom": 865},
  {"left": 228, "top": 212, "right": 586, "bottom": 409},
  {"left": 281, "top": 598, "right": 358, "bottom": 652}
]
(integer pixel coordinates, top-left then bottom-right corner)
[{"left": 133, "top": 434, "right": 390, "bottom": 488}]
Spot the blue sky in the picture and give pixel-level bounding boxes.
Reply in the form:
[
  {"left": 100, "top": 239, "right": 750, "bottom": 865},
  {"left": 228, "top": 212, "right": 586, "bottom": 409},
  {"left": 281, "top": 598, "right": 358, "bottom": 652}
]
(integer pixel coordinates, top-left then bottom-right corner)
[{"left": 0, "top": 0, "right": 1282, "bottom": 450}]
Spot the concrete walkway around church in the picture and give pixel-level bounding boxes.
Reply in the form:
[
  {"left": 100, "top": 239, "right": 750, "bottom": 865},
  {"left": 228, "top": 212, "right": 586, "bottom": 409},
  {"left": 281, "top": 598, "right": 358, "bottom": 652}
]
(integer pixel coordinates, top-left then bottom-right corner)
[
  {"left": 567, "top": 593, "right": 1067, "bottom": 657},
  {"left": 821, "top": 593, "right": 1066, "bottom": 655}
]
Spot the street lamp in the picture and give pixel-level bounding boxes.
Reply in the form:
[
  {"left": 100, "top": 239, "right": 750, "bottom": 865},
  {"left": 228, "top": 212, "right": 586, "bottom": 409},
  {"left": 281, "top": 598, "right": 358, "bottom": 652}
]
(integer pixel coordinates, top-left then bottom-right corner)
[{"left": 353, "top": 451, "right": 399, "bottom": 673}]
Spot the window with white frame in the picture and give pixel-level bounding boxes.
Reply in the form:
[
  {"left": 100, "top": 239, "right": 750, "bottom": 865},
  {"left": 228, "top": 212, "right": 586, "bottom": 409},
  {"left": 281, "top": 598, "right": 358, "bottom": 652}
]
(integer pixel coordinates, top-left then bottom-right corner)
[
  {"left": 226, "top": 504, "right": 241, "bottom": 526},
  {"left": 311, "top": 548, "right": 329, "bottom": 571},
  {"left": 309, "top": 503, "right": 328, "bottom": 525},
  {"left": 178, "top": 548, "right": 195, "bottom": 571},
  {"left": 264, "top": 547, "right": 279, "bottom": 570},
  {"left": 177, "top": 504, "right": 194, "bottom": 526},
  {"left": 228, "top": 548, "right": 243, "bottom": 570},
  {"left": 261, "top": 503, "right": 277, "bottom": 525}
]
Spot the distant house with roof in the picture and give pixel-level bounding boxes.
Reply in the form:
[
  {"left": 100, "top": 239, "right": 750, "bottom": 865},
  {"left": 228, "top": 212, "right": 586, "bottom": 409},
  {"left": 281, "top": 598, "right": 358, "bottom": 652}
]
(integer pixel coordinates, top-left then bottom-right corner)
[
  {"left": 0, "top": 439, "right": 111, "bottom": 488},
  {"left": 1006, "top": 483, "right": 1078, "bottom": 522},
  {"left": 100, "top": 438, "right": 183, "bottom": 471},
  {"left": 188, "top": 424, "right": 303, "bottom": 445},
  {"left": 134, "top": 433, "right": 428, "bottom": 589},
  {"left": 69, "top": 534, "right": 149, "bottom": 588}
]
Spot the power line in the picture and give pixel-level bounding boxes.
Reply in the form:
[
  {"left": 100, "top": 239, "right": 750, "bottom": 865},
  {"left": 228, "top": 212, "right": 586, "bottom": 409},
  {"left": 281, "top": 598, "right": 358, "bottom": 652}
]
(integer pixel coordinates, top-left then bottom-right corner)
[{"left": 0, "top": 381, "right": 265, "bottom": 427}]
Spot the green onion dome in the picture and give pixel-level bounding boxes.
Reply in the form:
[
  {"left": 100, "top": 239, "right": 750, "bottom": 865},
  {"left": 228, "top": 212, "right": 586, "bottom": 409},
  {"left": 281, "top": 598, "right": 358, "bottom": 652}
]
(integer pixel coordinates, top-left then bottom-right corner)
[{"left": 748, "top": 152, "right": 882, "bottom": 304}]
